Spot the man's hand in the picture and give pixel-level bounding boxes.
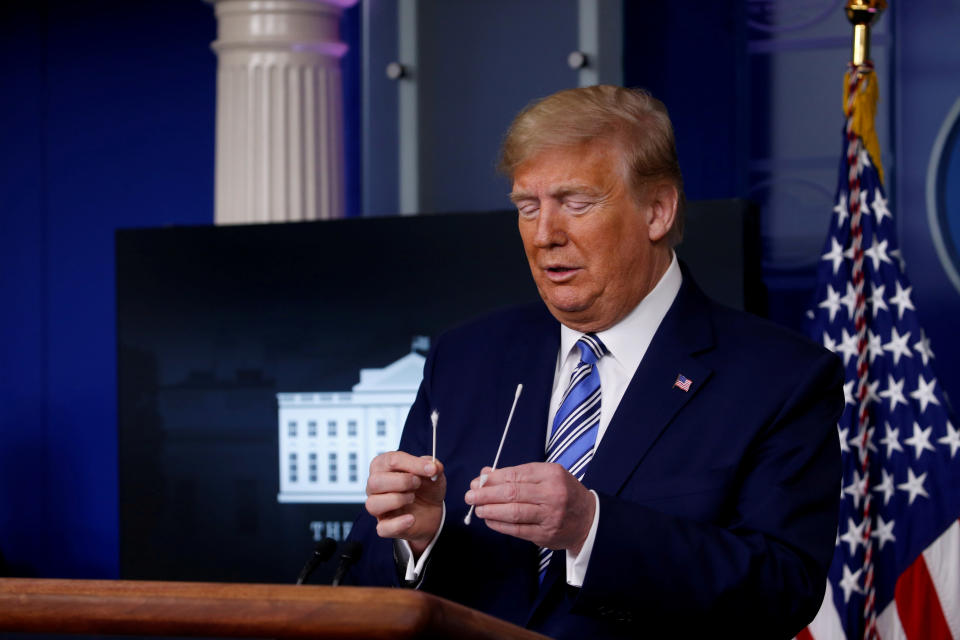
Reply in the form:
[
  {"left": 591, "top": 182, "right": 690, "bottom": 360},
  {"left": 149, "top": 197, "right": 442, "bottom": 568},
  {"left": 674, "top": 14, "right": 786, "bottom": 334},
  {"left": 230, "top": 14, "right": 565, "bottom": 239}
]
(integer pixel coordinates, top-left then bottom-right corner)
[
  {"left": 464, "top": 462, "right": 595, "bottom": 554},
  {"left": 365, "top": 451, "right": 446, "bottom": 555}
]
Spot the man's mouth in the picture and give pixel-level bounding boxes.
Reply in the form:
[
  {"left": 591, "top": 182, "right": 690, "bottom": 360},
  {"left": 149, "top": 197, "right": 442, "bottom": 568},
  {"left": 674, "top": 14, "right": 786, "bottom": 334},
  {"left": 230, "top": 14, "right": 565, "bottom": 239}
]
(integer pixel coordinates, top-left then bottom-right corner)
[{"left": 544, "top": 265, "right": 580, "bottom": 282}]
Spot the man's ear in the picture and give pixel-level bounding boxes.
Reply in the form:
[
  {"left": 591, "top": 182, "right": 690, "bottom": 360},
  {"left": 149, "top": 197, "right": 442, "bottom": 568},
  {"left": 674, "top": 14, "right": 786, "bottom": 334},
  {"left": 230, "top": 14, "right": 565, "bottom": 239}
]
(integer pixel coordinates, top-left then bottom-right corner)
[{"left": 646, "top": 182, "right": 678, "bottom": 243}]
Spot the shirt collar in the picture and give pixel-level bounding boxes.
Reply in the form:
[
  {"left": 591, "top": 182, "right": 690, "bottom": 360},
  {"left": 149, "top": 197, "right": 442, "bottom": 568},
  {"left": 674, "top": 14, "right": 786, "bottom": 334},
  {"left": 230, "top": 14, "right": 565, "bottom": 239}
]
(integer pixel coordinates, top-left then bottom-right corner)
[{"left": 559, "top": 252, "right": 683, "bottom": 372}]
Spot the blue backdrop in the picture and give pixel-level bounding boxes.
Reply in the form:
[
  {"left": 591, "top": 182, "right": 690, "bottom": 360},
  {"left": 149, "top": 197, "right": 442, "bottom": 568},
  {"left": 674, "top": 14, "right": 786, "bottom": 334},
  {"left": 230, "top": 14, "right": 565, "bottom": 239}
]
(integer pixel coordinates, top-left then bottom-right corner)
[
  {"left": 0, "top": 0, "right": 362, "bottom": 578},
  {"left": 2, "top": 1, "right": 958, "bottom": 581},
  {"left": 0, "top": 1, "right": 218, "bottom": 577}
]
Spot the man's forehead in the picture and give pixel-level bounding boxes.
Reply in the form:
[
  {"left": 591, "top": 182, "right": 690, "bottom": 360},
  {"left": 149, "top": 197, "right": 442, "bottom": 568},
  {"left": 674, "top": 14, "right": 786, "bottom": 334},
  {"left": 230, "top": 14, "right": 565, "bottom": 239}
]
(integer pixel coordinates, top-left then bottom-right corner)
[{"left": 510, "top": 143, "right": 625, "bottom": 194}]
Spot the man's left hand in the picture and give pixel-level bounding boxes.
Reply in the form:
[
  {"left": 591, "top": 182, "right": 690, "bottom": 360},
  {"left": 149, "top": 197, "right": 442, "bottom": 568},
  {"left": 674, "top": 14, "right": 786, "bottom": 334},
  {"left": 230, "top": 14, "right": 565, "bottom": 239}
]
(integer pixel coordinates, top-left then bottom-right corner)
[{"left": 464, "top": 462, "right": 595, "bottom": 554}]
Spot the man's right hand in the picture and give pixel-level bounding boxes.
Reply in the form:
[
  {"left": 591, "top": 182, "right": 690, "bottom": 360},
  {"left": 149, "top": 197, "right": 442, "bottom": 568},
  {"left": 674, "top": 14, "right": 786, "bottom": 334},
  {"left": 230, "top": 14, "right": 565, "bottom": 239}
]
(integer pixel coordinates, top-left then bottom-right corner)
[{"left": 365, "top": 451, "right": 446, "bottom": 555}]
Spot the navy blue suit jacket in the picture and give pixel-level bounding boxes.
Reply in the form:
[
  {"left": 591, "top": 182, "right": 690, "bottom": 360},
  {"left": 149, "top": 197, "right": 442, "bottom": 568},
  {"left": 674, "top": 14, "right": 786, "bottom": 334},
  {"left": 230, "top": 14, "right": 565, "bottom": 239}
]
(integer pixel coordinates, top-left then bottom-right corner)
[{"left": 346, "top": 274, "right": 843, "bottom": 639}]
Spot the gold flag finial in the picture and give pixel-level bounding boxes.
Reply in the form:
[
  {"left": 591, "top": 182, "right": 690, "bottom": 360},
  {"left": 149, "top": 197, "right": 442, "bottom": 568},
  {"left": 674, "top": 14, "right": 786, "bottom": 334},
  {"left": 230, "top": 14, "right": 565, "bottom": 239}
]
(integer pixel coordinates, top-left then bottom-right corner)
[
  {"left": 845, "top": 0, "right": 887, "bottom": 66},
  {"left": 843, "top": 1, "right": 888, "bottom": 184}
]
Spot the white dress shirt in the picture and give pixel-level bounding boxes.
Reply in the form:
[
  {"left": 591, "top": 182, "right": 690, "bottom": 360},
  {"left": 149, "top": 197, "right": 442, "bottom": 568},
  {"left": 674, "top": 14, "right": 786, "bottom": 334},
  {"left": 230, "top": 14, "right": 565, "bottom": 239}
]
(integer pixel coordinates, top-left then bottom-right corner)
[
  {"left": 399, "top": 253, "right": 683, "bottom": 586},
  {"left": 558, "top": 252, "right": 682, "bottom": 585}
]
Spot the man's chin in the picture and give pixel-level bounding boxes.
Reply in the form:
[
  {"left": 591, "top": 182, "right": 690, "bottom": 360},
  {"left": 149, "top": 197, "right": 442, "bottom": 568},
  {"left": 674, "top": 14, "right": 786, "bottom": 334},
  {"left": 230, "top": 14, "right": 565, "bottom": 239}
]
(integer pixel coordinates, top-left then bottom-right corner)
[
  {"left": 540, "top": 291, "right": 589, "bottom": 315},
  {"left": 539, "top": 290, "right": 629, "bottom": 332},
  {"left": 542, "top": 298, "right": 602, "bottom": 330}
]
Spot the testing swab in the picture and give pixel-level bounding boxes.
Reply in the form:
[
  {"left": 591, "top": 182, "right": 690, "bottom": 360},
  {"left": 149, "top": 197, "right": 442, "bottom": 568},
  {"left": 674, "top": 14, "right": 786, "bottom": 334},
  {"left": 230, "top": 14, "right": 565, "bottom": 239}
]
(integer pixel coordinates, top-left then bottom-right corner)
[
  {"left": 464, "top": 383, "right": 523, "bottom": 525},
  {"left": 430, "top": 410, "right": 439, "bottom": 481}
]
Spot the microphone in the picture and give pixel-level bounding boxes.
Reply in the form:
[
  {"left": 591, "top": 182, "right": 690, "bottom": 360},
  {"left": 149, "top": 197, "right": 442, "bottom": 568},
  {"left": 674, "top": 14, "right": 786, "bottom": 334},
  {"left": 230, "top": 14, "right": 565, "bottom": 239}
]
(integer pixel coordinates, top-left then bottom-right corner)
[
  {"left": 295, "top": 537, "right": 338, "bottom": 585},
  {"left": 331, "top": 541, "right": 363, "bottom": 586}
]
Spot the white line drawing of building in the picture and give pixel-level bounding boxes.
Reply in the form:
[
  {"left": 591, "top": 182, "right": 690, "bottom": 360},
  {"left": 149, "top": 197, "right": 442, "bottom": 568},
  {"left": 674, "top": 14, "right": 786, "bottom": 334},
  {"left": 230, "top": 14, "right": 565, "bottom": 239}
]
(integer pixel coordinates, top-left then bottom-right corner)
[{"left": 277, "top": 342, "right": 427, "bottom": 504}]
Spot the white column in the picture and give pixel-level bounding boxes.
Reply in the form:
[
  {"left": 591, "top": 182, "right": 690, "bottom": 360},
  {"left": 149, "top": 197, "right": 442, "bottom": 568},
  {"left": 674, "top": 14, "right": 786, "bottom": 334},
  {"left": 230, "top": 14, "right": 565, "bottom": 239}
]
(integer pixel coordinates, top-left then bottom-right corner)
[{"left": 209, "top": 0, "right": 356, "bottom": 225}]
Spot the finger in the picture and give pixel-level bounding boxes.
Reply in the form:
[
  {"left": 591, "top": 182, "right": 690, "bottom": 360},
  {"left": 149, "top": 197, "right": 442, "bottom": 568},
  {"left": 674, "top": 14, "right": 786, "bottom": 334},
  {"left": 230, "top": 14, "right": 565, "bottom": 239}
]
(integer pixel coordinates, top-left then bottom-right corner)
[
  {"left": 366, "top": 470, "right": 421, "bottom": 496},
  {"left": 371, "top": 451, "right": 443, "bottom": 478},
  {"left": 365, "top": 491, "right": 415, "bottom": 518},
  {"left": 466, "top": 480, "right": 526, "bottom": 506},
  {"left": 413, "top": 456, "right": 446, "bottom": 491},
  {"left": 418, "top": 456, "right": 444, "bottom": 480},
  {"left": 469, "top": 466, "right": 494, "bottom": 489},
  {"left": 474, "top": 501, "right": 543, "bottom": 525},
  {"left": 417, "top": 473, "right": 448, "bottom": 503},
  {"left": 369, "top": 450, "right": 416, "bottom": 473},
  {"left": 482, "top": 462, "right": 558, "bottom": 486},
  {"left": 467, "top": 471, "right": 560, "bottom": 507},
  {"left": 375, "top": 512, "right": 416, "bottom": 539},
  {"left": 482, "top": 519, "right": 551, "bottom": 547},
  {"left": 468, "top": 465, "right": 500, "bottom": 490}
]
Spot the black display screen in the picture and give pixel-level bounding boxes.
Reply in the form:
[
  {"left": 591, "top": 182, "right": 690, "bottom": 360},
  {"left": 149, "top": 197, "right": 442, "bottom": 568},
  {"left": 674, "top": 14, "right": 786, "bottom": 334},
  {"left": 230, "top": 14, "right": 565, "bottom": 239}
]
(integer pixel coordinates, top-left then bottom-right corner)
[{"left": 116, "top": 203, "right": 758, "bottom": 584}]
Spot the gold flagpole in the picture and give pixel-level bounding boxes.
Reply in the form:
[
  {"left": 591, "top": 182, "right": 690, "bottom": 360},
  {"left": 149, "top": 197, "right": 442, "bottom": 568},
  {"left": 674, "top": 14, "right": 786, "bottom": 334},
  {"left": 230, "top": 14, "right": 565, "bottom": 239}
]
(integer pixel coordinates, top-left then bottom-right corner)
[
  {"left": 842, "top": 5, "right": 888, "bottom": 640},
  {"left": 845, "top": 0, "right": 887, "bottom": 66}
]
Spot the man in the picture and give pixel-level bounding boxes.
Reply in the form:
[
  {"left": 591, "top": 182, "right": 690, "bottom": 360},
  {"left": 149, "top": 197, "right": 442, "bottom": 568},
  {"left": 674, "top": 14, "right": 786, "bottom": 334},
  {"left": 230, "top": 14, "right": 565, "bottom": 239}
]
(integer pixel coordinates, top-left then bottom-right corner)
[{"left": 345, "top": 85, "right": 843, "bottom": 638}]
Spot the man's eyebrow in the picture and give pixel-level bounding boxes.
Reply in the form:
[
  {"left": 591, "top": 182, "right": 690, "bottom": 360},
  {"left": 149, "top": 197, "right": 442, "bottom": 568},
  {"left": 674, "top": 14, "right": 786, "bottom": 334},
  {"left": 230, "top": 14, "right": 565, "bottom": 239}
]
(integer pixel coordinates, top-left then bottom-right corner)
[
  {"left": 550, "top": 185, "right": 602, "bottom": 199},
  {"left": 508, "top": 184, "right": 602, "bottom": 203},
  {"left": 508, "top": 190, "right": 535, "bottom": 204}
]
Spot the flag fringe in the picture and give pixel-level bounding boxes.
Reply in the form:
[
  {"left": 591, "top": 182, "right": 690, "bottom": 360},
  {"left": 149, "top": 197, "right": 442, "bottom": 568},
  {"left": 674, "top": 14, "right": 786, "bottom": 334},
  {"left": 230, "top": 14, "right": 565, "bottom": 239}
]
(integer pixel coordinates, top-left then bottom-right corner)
[{"left": 843, "top": 67, "right": 885, "bottom": 185}]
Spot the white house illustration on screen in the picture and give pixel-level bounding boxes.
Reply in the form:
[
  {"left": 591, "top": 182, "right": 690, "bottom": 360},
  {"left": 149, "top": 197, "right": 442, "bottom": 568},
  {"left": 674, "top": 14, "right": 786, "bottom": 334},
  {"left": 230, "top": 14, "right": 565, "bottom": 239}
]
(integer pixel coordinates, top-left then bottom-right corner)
[{"left": 276, "top": 341, "right": 427, "bottom": 504}]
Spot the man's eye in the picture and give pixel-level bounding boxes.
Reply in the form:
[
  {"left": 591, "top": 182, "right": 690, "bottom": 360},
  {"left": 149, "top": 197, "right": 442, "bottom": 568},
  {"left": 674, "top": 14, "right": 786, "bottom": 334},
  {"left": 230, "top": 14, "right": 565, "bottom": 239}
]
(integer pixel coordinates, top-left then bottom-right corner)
[
  {"left": 565, "top": 201, "right": 592, "bottom": 213},
  {"left": 518, "top": 205, "right": 539, "bottom": 219}
]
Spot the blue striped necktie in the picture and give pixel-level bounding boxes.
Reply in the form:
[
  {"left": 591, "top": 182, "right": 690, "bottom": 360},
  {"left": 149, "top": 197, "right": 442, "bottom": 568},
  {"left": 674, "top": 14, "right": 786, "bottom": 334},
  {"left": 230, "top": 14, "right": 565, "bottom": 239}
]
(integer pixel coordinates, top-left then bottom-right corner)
[{"left": 538, "top": 333, "right": 607, "bottom": 583}]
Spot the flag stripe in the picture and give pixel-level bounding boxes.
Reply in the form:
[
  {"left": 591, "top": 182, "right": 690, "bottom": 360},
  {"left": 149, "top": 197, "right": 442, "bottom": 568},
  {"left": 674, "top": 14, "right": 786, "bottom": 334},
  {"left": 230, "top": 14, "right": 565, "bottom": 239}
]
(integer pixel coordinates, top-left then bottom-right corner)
[
  {"left": 810, "top": 522, "right": 960, "bottom": 640},
  {"left": 877, "top": 598, "right": 908, "bottom": 640},
  {"left": 922, "top": 519, "right": 960, "bottom": 639},
  {"left": 895, "top": 553, "right": 952, "bottom": 640},
  {"left": 805, "top": 580, "right": 845, "bottom": 640}
]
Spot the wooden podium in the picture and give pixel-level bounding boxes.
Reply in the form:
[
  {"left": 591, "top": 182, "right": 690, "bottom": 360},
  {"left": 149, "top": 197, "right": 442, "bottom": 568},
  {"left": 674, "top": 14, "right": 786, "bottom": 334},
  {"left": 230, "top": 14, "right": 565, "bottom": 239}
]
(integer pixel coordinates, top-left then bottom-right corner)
[{"left": 0, "top": 578, "right": 549, "bottom": 639}]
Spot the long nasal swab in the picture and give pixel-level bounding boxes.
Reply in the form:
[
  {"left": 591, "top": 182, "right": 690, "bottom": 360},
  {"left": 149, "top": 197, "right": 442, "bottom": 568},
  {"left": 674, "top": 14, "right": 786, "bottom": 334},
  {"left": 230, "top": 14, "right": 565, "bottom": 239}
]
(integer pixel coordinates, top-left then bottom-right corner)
[
  {"left": 464, "top": 383, "right": 523, "bottom": 525},
  {"left": 430, "top": 410, "right": 439, "bottom": 481}
]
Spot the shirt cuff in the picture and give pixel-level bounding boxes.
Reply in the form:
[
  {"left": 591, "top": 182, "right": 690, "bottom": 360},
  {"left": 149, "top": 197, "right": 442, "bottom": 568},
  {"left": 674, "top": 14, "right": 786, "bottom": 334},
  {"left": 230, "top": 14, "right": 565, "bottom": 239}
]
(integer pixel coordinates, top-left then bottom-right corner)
[
  {"left": 395, "top": 501, "right": 446, "bottom": 586},
  {"left": 565, "top": 490, "right": 600, "bottom": 587}
]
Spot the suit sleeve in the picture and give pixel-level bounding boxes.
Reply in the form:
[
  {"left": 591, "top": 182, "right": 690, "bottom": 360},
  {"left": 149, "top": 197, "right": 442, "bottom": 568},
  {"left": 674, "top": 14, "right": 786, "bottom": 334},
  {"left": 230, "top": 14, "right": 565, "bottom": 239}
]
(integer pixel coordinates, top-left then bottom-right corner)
[
  {"left": 572, "top": 350, "right": 844, "bottom": 638},
  {"left": 341, "top": 342, "right": 440, "bottom": 588}
]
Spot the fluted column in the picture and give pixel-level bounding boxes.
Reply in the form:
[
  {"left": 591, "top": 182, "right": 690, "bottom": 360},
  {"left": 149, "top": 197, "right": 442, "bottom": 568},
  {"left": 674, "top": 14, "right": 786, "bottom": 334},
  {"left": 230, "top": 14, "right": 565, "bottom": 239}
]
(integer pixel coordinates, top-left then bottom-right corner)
[{"left": 210, "top": 0, "right": 355, "bottom": 224}]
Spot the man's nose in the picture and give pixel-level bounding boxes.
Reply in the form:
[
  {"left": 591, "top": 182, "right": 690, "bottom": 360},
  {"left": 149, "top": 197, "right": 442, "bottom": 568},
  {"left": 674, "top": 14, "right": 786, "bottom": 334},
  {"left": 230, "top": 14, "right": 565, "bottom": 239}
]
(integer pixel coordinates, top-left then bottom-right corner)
[{"left": 533, "top": 203, "right": 566, "bottom": 247}]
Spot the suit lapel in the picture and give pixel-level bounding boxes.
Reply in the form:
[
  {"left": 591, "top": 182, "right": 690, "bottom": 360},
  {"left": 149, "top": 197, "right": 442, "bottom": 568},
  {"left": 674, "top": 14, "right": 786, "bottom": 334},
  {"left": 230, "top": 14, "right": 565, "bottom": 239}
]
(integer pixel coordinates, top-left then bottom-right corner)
[
  {"left": 496, "top": 307, "right": 559, "bottom": 470},
  {"left": 529, "top": 272, "right": 721, "bottom": 621},
  {"left": 490, "top": 308, "right": 560, "bottom": 611},
  {"left": 533, "top": 279, "right": 718, "bottom": 608},
  {"left": 584, "top": 277, "right": 716, "bottom": 497}
]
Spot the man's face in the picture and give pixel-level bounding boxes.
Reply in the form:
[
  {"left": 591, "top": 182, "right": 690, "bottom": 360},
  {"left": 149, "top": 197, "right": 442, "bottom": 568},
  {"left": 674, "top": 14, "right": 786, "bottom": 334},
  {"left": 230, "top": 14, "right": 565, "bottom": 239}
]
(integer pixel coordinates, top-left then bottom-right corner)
[{"left": 511, "top": 141, "right": 674, "bottom": 332}]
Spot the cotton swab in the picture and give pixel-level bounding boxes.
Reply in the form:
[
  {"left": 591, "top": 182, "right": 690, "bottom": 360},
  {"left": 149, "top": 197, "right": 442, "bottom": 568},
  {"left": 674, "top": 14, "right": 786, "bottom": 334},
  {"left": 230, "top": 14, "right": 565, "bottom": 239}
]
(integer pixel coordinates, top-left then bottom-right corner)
[
  {"left": 464, "top": 383, "right": 523, "bottom": 525},
  {"left": 430, "top": 410, "right": 439, "bottom": 481}
]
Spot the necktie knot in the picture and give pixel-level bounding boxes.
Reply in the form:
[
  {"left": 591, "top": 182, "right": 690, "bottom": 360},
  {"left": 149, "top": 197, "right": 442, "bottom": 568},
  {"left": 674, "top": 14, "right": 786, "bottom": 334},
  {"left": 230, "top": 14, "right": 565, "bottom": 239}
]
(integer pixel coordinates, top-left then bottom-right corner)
[{"left": 575, "top": 333, "right": 607, "bottom": 366}]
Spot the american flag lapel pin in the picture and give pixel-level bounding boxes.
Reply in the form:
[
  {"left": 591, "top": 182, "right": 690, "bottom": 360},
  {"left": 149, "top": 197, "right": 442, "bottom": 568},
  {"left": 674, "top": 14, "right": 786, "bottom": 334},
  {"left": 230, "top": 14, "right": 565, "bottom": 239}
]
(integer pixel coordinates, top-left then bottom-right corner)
[{"left": 673, "top": 374, "right": 692, "bottom": 392}]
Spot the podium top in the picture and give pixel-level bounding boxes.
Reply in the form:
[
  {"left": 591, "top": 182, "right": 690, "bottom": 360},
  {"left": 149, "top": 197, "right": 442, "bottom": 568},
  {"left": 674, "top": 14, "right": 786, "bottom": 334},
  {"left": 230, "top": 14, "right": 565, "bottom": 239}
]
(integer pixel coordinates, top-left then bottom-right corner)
[{"left": 0, "top": 578, "right": 549, "bottom": 640}]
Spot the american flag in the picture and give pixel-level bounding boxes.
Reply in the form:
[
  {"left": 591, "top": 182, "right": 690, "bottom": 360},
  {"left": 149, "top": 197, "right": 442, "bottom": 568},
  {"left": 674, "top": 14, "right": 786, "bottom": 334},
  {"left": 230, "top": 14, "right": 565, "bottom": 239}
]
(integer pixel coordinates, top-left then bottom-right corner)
[
  {"left": 801, "top": 64, "right": 960, "bottom": 639},
  {"left": 673, "top": 374, "right": 692, "bottom": 392}
]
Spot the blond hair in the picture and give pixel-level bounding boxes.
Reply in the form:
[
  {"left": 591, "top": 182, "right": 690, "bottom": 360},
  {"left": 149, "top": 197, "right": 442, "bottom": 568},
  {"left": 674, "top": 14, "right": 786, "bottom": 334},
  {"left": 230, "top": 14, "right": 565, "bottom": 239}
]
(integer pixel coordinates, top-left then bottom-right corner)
[{"left": 499, "top": 85, "right": 685, "bottom": 246}]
